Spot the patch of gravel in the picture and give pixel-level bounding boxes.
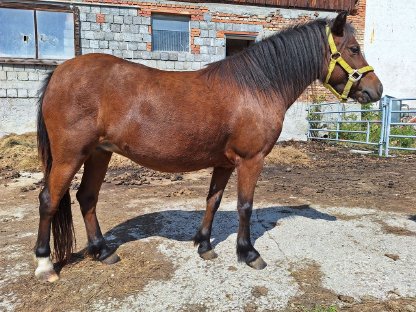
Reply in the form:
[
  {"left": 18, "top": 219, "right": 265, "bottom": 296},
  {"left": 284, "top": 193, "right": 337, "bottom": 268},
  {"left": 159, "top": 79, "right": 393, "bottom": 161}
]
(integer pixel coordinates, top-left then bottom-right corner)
[{"left": 90, "top": 200, "right": 416, "bottom": 311}]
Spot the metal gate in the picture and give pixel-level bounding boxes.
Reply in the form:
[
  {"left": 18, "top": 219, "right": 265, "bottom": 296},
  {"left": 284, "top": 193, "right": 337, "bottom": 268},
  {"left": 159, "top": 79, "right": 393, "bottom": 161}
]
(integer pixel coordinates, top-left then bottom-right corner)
[{"left": 306, "top": 96, "right": 416, "bottom": 156}]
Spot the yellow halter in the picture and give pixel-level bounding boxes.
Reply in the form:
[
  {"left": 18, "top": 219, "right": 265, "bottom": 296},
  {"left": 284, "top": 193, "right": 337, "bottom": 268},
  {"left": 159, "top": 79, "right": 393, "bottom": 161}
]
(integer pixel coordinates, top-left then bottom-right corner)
[{"left": 323, "top": 25, "right": 374, "bottom": 102}]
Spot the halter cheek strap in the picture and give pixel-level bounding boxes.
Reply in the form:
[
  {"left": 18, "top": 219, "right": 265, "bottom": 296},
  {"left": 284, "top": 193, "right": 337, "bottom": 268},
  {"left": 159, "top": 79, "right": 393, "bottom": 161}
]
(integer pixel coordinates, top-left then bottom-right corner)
[{"left": 324, "top": 25, "right": 374, "bottom": 102}]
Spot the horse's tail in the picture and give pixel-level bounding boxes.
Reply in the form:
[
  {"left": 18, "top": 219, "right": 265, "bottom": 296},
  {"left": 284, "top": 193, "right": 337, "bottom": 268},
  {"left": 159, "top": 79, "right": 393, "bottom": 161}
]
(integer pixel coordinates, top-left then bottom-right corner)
[{"left": 37, "top": 71, "right": 75, "bottom": 263}]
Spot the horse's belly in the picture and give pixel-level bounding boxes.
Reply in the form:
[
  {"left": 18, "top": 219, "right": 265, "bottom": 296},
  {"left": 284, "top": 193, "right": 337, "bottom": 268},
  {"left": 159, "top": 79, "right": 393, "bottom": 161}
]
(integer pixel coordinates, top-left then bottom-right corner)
[{"left": 98, "top": 141, "right": 231, "bottom": 173}]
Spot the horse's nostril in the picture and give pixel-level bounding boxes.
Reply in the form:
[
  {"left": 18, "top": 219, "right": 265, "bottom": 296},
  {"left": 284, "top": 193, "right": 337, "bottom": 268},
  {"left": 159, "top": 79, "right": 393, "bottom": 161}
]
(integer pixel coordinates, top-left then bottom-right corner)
[
  {"left": 378, "top": 83, "right": 384, "bottom": 96},
  {"left": 362, "top": 90, "right": 371, "bottom": 100}
]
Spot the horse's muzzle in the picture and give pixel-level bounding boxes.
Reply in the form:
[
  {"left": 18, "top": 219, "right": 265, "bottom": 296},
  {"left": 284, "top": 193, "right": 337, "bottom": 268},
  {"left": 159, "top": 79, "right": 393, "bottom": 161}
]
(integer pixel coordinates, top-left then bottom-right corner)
[{"left": 361, "top": 82, "right": 383, "bottom": 103}]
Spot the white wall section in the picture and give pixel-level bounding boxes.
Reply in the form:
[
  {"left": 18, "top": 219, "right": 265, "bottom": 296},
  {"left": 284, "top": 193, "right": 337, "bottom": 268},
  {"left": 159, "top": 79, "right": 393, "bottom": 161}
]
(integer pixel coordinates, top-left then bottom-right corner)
[{"left": 364, "top": 0, "right": 416, "bottom": 98}]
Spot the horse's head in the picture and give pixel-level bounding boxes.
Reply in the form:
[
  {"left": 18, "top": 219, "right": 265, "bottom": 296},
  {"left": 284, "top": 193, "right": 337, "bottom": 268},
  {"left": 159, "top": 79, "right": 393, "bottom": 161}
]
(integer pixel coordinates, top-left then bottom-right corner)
[{"left": 323, "top": 12, "right": 383, "bottom": 103}]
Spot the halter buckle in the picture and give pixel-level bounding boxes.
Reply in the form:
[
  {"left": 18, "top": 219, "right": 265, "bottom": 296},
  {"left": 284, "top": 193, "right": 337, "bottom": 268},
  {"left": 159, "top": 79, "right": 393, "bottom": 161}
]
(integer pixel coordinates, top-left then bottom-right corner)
[
  {"left": 331, "top": 52, "right": 341, "bottom": 60},
  {"left": 349, "top": 70, "right": 362, "bottom": 82}
]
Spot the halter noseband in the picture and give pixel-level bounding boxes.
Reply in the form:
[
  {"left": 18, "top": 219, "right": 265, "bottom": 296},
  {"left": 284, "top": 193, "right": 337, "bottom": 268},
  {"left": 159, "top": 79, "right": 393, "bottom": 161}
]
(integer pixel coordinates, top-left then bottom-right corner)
[{"left": 324, "top": 25, "right": 374, "bottom": 102}]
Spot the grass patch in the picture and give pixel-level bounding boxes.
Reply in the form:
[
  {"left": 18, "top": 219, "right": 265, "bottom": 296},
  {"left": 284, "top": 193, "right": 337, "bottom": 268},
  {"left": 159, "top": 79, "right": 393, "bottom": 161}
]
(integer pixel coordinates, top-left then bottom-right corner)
[{"left": 303, "top": 305, "right": 337, "bottom": 312}]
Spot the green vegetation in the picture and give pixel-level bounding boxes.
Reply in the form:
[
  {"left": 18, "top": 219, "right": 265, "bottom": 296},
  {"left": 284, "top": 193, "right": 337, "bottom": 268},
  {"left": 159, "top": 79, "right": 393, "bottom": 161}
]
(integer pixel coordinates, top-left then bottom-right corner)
[
  {"left": 390, "top": 125, "right": 416, "bottom": 148},
  {"left": 303, "top": 305, "right": 338, "bottom": 312},
  {"left": 307, "top": 105, "right": 323, "bottom": 139}
]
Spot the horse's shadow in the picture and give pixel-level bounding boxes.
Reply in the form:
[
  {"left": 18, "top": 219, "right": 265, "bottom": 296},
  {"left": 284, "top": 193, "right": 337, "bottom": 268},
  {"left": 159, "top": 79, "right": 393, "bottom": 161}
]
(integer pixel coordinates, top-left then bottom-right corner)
[{"left": 102, "top": 205, "right": 336, "bottom": 250}]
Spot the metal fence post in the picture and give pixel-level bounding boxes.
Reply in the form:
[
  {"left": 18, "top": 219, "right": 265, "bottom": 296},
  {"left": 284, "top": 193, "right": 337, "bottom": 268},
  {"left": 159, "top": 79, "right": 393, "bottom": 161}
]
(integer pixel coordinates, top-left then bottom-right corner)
[
  {"left": 379, "top": 97, "right": 386, "bottom": 156},
  {"left": 384, "top": 98, "right": 393, "bottom": 157}
]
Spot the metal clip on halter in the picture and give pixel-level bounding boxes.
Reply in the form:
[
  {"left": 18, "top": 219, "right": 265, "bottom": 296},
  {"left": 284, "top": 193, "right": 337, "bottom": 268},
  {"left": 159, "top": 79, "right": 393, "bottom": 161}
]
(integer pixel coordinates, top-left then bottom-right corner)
[
  {"left": 348, "top": 70, "right": 363, "bottom": 82},
  {"left": 331, "top": 52, "right": 341, "bottom": 61}
]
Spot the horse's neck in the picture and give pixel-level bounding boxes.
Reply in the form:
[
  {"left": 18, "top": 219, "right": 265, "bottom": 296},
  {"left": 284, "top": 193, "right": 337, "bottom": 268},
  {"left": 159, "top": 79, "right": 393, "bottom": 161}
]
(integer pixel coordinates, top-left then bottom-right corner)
[
  {"left": 272, "top": 78, "right": 319, "bottom": 112},
  {"left": 259, "top": 26, "right": 326, "bottom": 108}
]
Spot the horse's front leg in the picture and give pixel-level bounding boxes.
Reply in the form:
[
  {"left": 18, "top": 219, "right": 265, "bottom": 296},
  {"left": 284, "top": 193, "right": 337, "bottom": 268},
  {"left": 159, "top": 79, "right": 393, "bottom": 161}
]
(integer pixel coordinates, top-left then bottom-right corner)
[
  {"left": 236, "top": 156, "right": 267, "bottom": 269},
  {"left": 193, "top": 167, "right": 233, "bottom": 260}
]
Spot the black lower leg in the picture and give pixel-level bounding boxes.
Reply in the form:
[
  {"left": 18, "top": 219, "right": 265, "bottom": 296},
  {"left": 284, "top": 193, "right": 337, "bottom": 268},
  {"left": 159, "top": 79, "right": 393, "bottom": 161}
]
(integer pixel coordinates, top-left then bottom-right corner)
[
  {"left": 35, "top": 187, "right": 53, "bottom": 258},
  {"left": 236, "top": 202, "right": 260, "bottom": 264},
  {"left": 193, "top": 229, "right": 213, "bottom": 255},
  {"left": 194, "top": 167, "right": 233, "bottom": 257},
  {"left": 236, "top": 238, "right": 260, "bottom": 264},
  {"left": 87, "top": 235, "right": 116, "bottom": 261},
  {"left": 77, "top": 190, "right": 116, "bottom": 261}
]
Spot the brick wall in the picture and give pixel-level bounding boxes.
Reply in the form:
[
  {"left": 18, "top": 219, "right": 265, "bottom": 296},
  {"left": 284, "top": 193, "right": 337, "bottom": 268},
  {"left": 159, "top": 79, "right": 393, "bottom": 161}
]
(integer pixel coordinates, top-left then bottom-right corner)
[{"left": 0, "top": 0, "right": 366, "bottom": 136}]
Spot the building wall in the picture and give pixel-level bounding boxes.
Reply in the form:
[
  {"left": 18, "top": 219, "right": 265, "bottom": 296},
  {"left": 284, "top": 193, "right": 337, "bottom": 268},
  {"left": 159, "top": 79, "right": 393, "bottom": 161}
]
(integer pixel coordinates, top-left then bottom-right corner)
[
  {"left": 364, "top": 0, "right": 416, "bottom": 99},
  {"left": 0, "top": 64, "right": 54, "bottom": 136},
  {"left": 1, "top": 0, "right": 364, "bottom": 137}
]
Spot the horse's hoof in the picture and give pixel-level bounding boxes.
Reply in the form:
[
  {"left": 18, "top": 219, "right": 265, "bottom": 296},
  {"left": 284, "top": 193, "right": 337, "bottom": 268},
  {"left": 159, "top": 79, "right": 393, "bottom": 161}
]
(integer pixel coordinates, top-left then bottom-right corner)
[
  {"left": 35, "top": 270, "right": 59, "bottom": 282},
  {"left": 199, "top": 249, "right": 218, "bottom": 260},
  {"left": 34, "top": 257, "right": 59, "bottom": 282},
  {"left": 101, "top": 252, "right": 120, "bottom": 265},
  {"left": 248, "top": 257, "right": 267, "bottom": 270}
]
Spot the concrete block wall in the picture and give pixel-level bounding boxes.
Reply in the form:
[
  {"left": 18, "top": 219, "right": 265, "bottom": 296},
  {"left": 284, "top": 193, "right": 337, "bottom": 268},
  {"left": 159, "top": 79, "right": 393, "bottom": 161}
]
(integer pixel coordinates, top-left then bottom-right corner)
[
  {"left": 0, "top": 0, "right": 365, "bottom": 136},
  {"left": 0, "top": 64, "right": 54, "bottom": 136},
  {"left": 77, "top": 2, "right": 265, "bottom": 70}
]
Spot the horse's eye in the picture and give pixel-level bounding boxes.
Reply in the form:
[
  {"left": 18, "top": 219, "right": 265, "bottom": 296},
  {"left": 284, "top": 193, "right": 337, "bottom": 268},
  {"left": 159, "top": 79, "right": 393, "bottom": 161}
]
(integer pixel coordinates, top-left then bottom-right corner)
[{"left": 350, "top": 46, "right": 360, "bottom": 54}]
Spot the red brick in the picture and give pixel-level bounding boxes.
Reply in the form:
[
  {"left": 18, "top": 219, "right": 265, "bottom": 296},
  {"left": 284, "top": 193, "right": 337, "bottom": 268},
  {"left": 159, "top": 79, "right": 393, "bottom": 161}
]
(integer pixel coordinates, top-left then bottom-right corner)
[{"left": 96, "top": 13, "right": 105, "bottom": 23}]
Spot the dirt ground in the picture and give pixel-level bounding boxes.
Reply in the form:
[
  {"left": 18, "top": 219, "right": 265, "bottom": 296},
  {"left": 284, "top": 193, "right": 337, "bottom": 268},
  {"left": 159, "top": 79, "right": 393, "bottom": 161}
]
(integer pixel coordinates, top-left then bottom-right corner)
[{"left": 0, "top": 134, "right": 415, "bottom": 311}]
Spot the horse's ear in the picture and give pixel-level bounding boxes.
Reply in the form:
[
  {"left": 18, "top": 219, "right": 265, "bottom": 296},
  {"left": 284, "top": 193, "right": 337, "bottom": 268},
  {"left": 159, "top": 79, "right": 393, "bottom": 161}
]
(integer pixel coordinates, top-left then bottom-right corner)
[{"left": 331, "top": 11, "right": 348, "bottom": 36}]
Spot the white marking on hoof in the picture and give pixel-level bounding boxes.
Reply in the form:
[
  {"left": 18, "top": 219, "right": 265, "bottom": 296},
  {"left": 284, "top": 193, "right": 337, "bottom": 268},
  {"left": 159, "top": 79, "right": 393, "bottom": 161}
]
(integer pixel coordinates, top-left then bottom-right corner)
[{"left": 34, "top": 257, "right": 59, "bottom": 282}]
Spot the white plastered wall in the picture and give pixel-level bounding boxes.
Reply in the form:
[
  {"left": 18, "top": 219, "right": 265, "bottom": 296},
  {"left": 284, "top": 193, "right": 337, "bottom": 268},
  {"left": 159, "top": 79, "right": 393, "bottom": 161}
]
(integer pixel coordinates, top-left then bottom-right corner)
[{"left": 364, "top": 0, "right": 416, "bottom": 99}]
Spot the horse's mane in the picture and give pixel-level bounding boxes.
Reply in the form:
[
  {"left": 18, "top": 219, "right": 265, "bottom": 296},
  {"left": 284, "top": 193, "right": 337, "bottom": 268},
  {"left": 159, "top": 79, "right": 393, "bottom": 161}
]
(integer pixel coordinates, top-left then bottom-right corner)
[{"left": 202, "top": 18, "right": 355, "bottom": 101}]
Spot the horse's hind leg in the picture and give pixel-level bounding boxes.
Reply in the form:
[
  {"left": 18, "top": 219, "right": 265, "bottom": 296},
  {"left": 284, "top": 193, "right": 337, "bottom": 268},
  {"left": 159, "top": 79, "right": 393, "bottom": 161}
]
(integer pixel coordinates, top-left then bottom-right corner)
[
  {"left": 193, "top": 167, "right": 233, "bottom": 260},
  {"left": 76, "top": 148, "right": 119, "bottom": 264},
  {"left": 236, "top": 156, "right": 267, "bottom": 270},
  {"left": 35, "top": 160, "right": 84, "bottom": 282}
]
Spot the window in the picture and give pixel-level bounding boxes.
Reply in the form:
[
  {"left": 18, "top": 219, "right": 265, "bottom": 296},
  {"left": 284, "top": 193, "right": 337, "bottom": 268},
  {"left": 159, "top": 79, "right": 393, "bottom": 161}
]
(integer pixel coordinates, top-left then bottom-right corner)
[
  {"left": 0, "top": 8, "right": 35, "bottom": 58},
  {"left": 0, "top": 4, "right": 79, "bottom": 64},
  {"left": 152, "top": 14, "right": 189, "bottom": 52},
  {"left": 225, "top": 35, "right": 255, "bottom": 57}
]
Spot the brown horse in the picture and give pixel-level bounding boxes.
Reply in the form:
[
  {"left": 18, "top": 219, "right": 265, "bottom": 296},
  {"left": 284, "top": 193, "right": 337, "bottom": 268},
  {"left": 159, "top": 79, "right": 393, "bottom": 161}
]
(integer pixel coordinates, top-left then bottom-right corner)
[{"left": 34, "top": 12, "right": 382, "bottom": 282}]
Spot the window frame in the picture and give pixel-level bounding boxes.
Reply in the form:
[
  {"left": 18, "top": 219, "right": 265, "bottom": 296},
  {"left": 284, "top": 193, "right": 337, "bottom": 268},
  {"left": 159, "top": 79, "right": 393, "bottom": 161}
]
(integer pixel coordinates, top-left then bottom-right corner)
[
  {"left": 151, "top": 13, "right": 190, "bottom": 53},
  {"left": 0, "top": 1, "right": 80, "bottom": 65}
]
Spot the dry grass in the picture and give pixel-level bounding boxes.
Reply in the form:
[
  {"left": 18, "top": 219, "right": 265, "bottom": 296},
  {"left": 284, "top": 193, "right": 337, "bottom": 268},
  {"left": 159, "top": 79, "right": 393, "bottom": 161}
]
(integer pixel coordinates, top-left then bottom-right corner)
[
  {"left": 265, "top": 145, "right": 310, "bottom": 166},
  {"left": 6, "top": 241, "right": 174, "bottom": 312},
  {"left": 0, "top": 132, "right": 40, "bottom": 171},
  {"left": 0, "top": 133, "right": 135, "bottom": 171},
  {"left": 108, "top": 154, "right": 138, "bottom": 169}
]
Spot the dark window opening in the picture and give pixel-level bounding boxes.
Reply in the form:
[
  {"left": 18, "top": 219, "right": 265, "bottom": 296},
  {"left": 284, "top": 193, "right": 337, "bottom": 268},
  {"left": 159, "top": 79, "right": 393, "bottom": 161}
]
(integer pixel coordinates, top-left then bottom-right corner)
[{"left": 226, "top": 36, "right": 255, "bottom": 57}]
